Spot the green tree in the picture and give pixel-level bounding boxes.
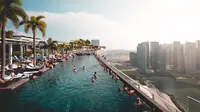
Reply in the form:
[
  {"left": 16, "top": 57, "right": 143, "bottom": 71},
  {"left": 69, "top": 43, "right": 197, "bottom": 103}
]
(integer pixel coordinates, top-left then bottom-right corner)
[
  {"left": 0, "top": 0, "right": 28, "bottom": 79},
  {"left": 6, "top": 30, "right": 14, "bottom": 38},
  {"left": 20, "top": 15, "right": 47, "bottom": 66},
  {"left": 57, "top": 43, "right": 67, "bottom": 55},
  {"left": 41, "top": 38, "right": 58, "bottom": 58},
  {"left": 85, "top": 39, "right": 91, "bottom": 46}
]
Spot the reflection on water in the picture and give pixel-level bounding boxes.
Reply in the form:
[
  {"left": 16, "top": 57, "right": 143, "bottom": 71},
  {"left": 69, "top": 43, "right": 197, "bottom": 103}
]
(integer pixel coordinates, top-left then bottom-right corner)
[{"left": 148, "top": 77, "right": 200, "bottom": 110}]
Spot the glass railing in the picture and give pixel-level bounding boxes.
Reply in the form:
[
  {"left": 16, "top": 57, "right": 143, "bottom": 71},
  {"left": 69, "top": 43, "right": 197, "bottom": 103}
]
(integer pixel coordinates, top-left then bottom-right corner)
[{"left": 96, "top": 51, "right": 181, "bottom": 112}]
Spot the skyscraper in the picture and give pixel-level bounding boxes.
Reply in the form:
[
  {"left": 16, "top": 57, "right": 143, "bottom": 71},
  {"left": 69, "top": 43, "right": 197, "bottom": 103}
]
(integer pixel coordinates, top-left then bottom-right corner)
[
  {"left": 172, "top": 41, "right": 180, "bottom": 71},
  {"left": 158, "top": 44, "right": 166, "bottom": 71},
  {"left": 184, "top": 42, "right": 196, "bottom": 74},
  {"left": 150, "top": 42, "right": 159, "bottom": 70},
  {"left": 137, "top": 42, "right": 149, "bottom": 73},
  {"left": 165, "top": 44, "right": 173, "bottom": 70},
  {"left": 177, "top": 43, "right": 185, "bottom": 73},
  {"left": 129, "top": 52, "right": 137, "bottom": 66},
  {"left": 196, "top": 40, "right": 200, "bottom": 70},
  {"left": 165, "top": 44, "right": 173, "bottom": 65}
]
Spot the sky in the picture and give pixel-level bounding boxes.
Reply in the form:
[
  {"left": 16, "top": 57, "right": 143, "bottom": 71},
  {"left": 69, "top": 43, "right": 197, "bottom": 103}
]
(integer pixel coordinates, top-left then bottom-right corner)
[{"left": 6, "top": 0, "right": 200, "bottom": 50}]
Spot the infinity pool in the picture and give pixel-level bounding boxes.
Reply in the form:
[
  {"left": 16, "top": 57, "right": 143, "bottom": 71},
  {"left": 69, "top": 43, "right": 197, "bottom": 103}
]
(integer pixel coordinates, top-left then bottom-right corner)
[{"left": 0, "top": 56, "right": 141, "bottom": 112}]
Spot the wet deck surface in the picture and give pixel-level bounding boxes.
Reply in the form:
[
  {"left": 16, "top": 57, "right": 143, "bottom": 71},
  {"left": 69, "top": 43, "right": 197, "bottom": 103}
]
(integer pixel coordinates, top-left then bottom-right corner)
[{"left": 0, "top": 79, "right": 29, "bottom": 91}]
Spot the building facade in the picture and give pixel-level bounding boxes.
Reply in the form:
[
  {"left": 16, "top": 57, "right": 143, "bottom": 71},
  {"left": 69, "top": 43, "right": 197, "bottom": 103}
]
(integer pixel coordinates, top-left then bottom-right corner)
[
  {"left": 91, "top": 39, "right": 100, "bottom": 46},
  {"left": 129, "top": 52, "right": 137, "bottom": 66},
  {"left": 177, "top": 43, "right": 185, "bottom": 73},
  {"left": 196, "top": 40, "right": 200, "bottom": 70},
  {"left": 184, "top": 42, "right": 196, "bottom": 74},
  {"left": 150, "top": 42, "right": 159, "bottom": 70},
  {"left": 137, "top": 43, "right": 149, "bottom": 73},
  {"left": 158, "top": 44, "right": 166, "bottom": 72}
]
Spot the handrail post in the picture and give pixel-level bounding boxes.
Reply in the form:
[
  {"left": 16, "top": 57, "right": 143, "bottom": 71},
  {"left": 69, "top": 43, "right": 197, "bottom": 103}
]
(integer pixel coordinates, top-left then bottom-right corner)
[{"left": 187, "top": 96, "right": 189, "bottom": 112}]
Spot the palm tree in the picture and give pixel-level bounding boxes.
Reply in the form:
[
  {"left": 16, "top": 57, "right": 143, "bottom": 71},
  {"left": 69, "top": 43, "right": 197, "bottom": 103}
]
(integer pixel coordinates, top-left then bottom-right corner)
[
  {"left": 20, "top": 15, "right": 47, "bottom": 66},
  {"left": 85, "top": 39, "right": 91, "bottom": 46},
  {"left": 57, "top": 43, "right": 67, "bottom": 55},
  {"left": 6, "top": 30, "right": 14, "bottom": 38},
  {"left": 0, "top": 0, "right": 28, "bottom": 79},
  {"left": 41, "top": 38, "right": 57, "bottom": 59}
]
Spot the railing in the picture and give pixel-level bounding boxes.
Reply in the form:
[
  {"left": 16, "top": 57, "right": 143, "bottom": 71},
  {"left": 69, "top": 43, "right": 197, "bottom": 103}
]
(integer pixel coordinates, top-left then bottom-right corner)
[
  {"left": 96, "top": 51, "right": 181, "bottom": 112},
  {"left": 187, "top": 96, "right": 200, "bottom": 112}
]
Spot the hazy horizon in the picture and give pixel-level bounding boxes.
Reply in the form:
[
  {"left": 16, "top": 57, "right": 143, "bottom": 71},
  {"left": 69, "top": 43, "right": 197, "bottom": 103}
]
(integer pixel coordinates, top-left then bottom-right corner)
[{"left": 7, "top": 0, "right": 200, "bottom": 50}]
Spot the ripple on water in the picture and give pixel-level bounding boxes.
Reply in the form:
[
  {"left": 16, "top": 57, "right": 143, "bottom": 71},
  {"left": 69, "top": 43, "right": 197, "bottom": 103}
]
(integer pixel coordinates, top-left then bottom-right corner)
[{"left": 0, "top": 56, "right": 142, "bottom": 112}]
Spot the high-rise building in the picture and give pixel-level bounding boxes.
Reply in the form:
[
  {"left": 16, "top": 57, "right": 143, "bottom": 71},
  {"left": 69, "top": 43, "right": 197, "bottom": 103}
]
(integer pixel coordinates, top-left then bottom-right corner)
[
  {"left": 137, "top": 42, "right": 149, "bottom": 73},
  {"left": 184, "top": 42, "right": 196, "bottom": 74},
  {"left": 172, "top": 41, "right": 180, "bottom": 71},
  {"left": 142, "top": 42, "right": 149, "bottom": 67},
  {"left": 165, "top": 44, "right": 173, "bottom": 65},
  {"left": 91, "top": 39, "right": 100, "bottom": 46},
  {"left": 196, "top": 40, "right": 200, "bottom": 70},
  {"left": 165, "top": 44, "right": 174, "bottom": 71},
  {"left": 170, "top": 42, "right": 185, "bottom": 72},
  {"left": 177, "top": 43, "right": 185, "bottom": 73},
  {"left": 150, "top": 42, "right": 159, "bottom": 70},
  {"left": 158, "top": 44, "right": 166, "bottom": 71},
  {"left": 129, "top": 52, "right": 137, "bottom": 66}
]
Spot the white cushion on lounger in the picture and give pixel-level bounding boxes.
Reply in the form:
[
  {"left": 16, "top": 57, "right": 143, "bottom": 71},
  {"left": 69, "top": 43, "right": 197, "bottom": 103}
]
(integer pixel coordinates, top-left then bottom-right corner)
[
  {"left": 4, "top": 75, "right": 12, "bottom": 80},
  {"left": 28, "top": 63, "right": 34, "bottom": 67},
  {"left": 14, "top": 73, "right": 23, "bottom": 78},
  {"left": 26, "top": 65, "right": 32, "bottom": 69},
  {"left": 11, "top": 64, "right": 18, "bottom": 69}
]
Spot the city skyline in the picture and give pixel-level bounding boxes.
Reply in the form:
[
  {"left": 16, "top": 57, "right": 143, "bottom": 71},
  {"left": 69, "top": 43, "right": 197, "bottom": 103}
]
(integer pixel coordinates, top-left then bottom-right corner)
[{"left": 6, "top": 0, "right": 200, "bottom": 50}]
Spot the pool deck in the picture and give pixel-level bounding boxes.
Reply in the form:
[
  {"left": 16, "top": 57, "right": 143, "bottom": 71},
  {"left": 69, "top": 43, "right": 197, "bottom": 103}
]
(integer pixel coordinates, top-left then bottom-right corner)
[{"left": 0, "top": 78, "right": 29, "bottom": 92}]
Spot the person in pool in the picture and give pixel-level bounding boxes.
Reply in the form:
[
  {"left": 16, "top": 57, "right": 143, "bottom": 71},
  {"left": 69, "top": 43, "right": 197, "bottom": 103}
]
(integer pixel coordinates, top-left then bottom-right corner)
[
  {"left": 82, "top": 66, "right": 86, "bottom": 70},
  {"left": 118, "top": 85, "right": 122, "bottom": 92},
  {"left": 94, "top": 72, "right": 97, "bottom": 79},
  {"left": 73, "top": 66, "right": 77, "bottom": 72},
  {"left": 91, "top": 77, "right": 95, "bottom": 84}
]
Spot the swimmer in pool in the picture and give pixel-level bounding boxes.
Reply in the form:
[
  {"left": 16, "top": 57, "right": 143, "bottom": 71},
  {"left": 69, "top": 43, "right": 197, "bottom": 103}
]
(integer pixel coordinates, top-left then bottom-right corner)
[
  {"left": 127, "top": 90, "right": 135, "bottom": 95},
  {"left": 114, "top": 76, "right": 119, "bottom": 82},
  {"left": 123, "top": 85, "right": 128, "bottom": 91},
  {"left": 82, "top": 66, "right": 86, "bottom": 70},
  {"left": 91, "top": 77, "right": 95, "bottom": 84},
  {"left": 94, "top": 72, "right": 97, "bottom": 79},
  {"left": 73, "top": 66, "right": 77, "bottom": 72},
  {"left": 136, "top": 98, "right": 142, "bottom": 107},
  {"left": 118, "top": 85, "right": 122, "bottom": 92}
]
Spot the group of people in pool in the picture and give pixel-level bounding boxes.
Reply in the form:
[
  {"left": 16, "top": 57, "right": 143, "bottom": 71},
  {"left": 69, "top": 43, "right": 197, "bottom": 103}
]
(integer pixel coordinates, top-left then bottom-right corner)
[
  {"left": 72, "top": 65, "right": 98, "bottom": 84},
  {"left": 73, "top": 65, "right": 86, "bottom": 72},
  {"left": 94, "top": 55, "right": 150, "bottom": 110}
]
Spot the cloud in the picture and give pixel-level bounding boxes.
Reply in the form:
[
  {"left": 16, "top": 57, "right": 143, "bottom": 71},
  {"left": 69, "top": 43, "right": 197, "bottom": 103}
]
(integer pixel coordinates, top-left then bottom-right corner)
[{"left": 26, "top": 11, "right": 133, "bottom": 50}]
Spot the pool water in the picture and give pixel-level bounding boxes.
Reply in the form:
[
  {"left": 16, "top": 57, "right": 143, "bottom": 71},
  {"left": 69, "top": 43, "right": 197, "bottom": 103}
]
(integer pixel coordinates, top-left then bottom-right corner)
[{"left": 0, "top": 56, "right": 141, "bottom": 112}]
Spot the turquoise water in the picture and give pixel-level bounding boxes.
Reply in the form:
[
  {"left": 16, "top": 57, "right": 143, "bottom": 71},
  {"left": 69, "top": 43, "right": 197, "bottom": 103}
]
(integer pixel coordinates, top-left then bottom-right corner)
[{"left": 0, "top": 56, "right": 141, "bottom": 112}]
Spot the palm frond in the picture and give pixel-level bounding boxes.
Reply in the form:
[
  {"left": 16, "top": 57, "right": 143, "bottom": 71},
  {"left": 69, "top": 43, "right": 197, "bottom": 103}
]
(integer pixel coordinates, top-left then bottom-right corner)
[
  {"left": 36, "top": 15, "right": 45, "bottom": 21},
  {"left": 30, "top": 16, "right": 36, "bottom": 22},
  {"left": 37, "top": 21, "right": 47, "bottom": 28},
  {"left": 7, "top": 14, "right": 19, "bottom": 28},
  {"left": 37, "top": 20, "right": 46, "bottom": 37},
  {"left": 10, "top": 0, "right": 22, "bottom": 6},
  {"left": 24, "top": 23, "right": 32, "bottom": 33},
  {"left": 38, "top": 26, "right": 46, "bottom": 37},
  {"left": 9, "top": 5, "right": 28, "bottom": 21}
]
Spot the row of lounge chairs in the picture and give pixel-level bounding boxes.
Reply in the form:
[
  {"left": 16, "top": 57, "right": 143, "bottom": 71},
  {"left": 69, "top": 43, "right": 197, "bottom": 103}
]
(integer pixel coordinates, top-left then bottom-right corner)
[{"left": 0, "top": 53, "right": 73, "bottom": 87}]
